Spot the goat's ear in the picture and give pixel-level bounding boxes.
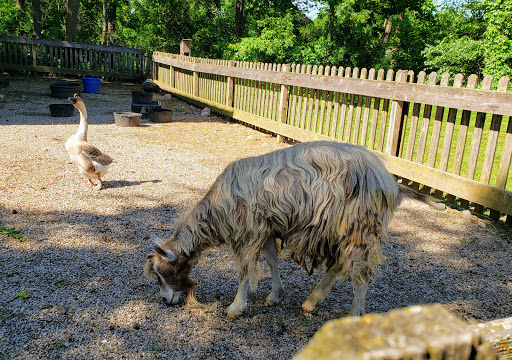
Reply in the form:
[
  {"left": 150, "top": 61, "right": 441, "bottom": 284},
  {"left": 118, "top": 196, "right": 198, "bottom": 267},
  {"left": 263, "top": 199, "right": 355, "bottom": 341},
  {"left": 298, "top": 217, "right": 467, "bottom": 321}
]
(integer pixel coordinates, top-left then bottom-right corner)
[
  {"left": 155, "top": 246, "right": 178, "bottom": 265},
  {"left": 150, "top": 234, "right": 165, "bottom": 247}
]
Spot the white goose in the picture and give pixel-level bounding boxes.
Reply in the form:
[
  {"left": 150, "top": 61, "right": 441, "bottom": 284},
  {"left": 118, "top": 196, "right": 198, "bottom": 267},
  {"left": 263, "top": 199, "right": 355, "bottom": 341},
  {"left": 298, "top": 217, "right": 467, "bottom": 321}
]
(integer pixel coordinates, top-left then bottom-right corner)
[{"left": 65, "top": 94, "right": 113, "bottom": 191}]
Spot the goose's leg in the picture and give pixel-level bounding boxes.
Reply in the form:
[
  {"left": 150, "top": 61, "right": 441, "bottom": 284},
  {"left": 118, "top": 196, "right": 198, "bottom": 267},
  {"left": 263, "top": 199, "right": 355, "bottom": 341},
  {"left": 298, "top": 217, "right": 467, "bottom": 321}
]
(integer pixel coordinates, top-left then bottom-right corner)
[
  {"left": 92, "top": 175, "right": 103, "bottom": 191},
  {"left": 82, "top": 179, "right": 94, "bottom": 188}
]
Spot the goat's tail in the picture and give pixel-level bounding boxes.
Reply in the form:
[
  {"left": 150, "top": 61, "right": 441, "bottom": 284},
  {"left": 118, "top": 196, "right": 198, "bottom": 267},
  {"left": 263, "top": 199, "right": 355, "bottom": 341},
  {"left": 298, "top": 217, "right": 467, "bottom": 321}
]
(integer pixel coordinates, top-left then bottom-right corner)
[{"left": 398, "top": 183, "right": 446, "bottom": 210}]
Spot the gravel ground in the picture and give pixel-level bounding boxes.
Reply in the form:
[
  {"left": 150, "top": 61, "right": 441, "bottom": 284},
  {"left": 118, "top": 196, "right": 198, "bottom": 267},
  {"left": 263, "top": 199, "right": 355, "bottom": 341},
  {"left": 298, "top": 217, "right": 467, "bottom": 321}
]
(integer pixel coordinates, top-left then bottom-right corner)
[{"left": 1, "top": 76, "right": 511, "bottom": 360}]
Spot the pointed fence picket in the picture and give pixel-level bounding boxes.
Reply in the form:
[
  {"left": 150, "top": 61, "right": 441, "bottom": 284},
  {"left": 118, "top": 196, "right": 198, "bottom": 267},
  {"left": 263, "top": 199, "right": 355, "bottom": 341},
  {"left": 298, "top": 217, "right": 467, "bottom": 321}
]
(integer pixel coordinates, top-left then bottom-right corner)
[{"left": 151, "top": 51, "right": 512, "bottom": 224}]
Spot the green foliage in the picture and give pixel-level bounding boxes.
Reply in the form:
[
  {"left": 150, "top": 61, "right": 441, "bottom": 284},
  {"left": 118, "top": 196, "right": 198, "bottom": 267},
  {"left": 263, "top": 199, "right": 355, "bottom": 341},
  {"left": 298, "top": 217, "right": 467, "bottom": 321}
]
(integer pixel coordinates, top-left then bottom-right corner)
[
  {"left": 423, "top": 36, "right": 485, "bottom": 77},
  {"left": 0, "top": 225, "right": 24, "bottom": 242},
  {"left": 0, "top": 0, "right": 21, "bottom": 35},
  {"left": 482, "top": 0, "right": 512, "bottom": 78},
  {"left": 0, "top": 0, "right": 511, "bottom": 78},
  {"left": 227, "top": 12, "right": 298, "bottom": 62}
]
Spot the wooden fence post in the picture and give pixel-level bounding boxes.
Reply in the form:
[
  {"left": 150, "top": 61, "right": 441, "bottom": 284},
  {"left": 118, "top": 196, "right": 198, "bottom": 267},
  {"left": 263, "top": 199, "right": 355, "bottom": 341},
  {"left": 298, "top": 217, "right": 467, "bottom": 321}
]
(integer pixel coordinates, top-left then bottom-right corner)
[
  {"left": 193, "top": 57, "right": 199, "bottom": 97},
  {"left": 385, "top": 70, "right": 408, "bottom": 155},
  {"left": 170, "top": 62, "right": 175, "bottom": 89},
  {"left": 226, "top": 60, "right": 235, "bottom": 108},
  {"left": 277, "top": 64, "right": 290, "bottom": 143},
  {"left": 180, "top": 39, "right": 192, "bottom": 56}
]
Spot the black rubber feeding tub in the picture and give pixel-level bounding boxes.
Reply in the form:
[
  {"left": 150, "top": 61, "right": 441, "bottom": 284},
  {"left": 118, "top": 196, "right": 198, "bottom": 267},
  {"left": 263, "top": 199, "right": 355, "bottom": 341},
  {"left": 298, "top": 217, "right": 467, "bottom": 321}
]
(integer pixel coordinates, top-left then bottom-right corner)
[
  {"left": 132, "top": 91, "right": 153, "bottom": 104},
  {"left": 50, "top": 81, "right": 82, "bottom": 98},
  {"left": 49, "top": 103, "right": 75, "bottom": 117},
  {"left": 147, "top": 108, "right": 173, "bottom": 123}
]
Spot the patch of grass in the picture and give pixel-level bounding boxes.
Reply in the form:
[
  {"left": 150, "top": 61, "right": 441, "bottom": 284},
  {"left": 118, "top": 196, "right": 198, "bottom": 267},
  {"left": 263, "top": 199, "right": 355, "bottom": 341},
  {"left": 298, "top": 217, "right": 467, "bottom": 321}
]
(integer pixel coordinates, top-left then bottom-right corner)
[
  {"left": 17, "top": 292, "right": 28, "bottom": 300},
  {"left": 148, "top": 341, "right": 160, "bottom": 351},
  {"left": 52, "top": 341, "right": 65, "bottom": 350},
  {"left": 0, "top": 226, "right": 24, "bottom": 242}
]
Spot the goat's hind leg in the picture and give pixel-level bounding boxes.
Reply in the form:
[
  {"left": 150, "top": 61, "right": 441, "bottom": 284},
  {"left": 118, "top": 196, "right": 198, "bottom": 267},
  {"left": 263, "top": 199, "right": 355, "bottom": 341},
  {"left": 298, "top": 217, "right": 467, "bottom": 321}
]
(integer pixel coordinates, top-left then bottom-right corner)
[
  {"left": 263, "top": 238, "right": 284, "bottom": 306},
  {"left": 347, "top": 269, "right": 370, "bottom": 316},
  {"left": 301, "top": 270, "right": 338, "bottom": 313}
]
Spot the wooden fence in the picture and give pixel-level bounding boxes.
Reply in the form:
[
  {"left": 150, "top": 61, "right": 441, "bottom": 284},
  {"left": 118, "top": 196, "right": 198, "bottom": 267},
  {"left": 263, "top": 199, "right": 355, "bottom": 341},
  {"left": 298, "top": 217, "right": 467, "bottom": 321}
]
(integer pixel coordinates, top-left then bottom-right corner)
[
  {"left": 151, "top": 52, "right": 512, "bottom": 224},
  {"left": 0, "top": 36, "right": 147, "bottom": 80}
]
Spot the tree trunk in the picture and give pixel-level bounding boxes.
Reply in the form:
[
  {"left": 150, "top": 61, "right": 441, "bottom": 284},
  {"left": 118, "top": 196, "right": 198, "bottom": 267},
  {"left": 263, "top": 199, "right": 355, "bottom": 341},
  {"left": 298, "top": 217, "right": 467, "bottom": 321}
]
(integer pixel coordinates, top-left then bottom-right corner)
[
  {"left": 32, "top": 0, "right": 42, "bottom": 39},
  {"left": 234, "top": 0, "right": 245, "bottom": 39},
  {"left": 327, "top": 2, "right": 334, "bottom": 42},
  {"left": 102, "top": 0, "right": 108, "bottom": 44},
  {"left": 65, "top": 0, "right": 80, "bottom": 42},
  {"left": 381, "top": 18, "right": 392, "bottom": 45},
  {"left": 107, "top": 1, "right": 117, "bottom": 45}
]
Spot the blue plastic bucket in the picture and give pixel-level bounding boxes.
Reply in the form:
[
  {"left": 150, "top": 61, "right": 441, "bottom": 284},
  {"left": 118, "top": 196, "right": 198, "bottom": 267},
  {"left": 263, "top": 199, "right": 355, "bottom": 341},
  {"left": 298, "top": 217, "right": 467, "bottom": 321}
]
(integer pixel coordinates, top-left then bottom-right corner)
[{"left": 82, "top": 77, "right": 101, "bottom": 93}]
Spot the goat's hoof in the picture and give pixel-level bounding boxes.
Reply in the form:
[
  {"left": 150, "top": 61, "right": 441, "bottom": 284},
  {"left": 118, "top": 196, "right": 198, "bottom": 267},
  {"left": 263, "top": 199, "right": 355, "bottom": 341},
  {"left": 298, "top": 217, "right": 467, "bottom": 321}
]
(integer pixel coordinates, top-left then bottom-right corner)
[
  {"left": 301, "top": 301, "right": 315, "bottom": 313},
  {"left": 264, "top": 298, "right": 279, "bottom": 307}
]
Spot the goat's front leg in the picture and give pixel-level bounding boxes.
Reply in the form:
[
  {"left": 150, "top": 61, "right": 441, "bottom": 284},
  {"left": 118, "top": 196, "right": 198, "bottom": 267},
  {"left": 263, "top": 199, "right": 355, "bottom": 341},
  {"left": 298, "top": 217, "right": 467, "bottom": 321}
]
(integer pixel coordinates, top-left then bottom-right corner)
[
  {"left": 263, "top": 238, "right": 284, "bottom": 306},
  {"left": 301, "top": 270, "right": 338, "bottom": 313},
  {"left": 226, "top": 275, "right": 249, "bottom": 319}
]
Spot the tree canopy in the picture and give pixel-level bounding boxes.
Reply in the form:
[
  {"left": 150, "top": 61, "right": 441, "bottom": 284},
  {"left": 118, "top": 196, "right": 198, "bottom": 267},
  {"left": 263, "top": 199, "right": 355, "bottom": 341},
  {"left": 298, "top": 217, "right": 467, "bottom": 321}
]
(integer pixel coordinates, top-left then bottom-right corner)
[{"left": 1, "top": 0, "right": 511, "bottom": 78}]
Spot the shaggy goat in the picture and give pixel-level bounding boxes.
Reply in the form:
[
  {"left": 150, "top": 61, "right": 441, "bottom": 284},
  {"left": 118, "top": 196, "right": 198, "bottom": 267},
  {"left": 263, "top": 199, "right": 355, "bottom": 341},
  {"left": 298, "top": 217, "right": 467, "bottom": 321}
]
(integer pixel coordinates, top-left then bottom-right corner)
[{"left": 144, "top": 141, "right": 443, "bottom": 318}]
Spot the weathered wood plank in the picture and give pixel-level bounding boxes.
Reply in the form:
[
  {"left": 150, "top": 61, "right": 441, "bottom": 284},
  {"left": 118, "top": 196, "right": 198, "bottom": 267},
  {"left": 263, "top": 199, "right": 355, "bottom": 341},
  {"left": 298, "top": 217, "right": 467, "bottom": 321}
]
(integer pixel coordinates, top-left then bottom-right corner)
[
  {"left": 481, "top": 77, "right": 510, "bottom": 185},
  {"left": 154, "top": 55, "right": 512, "bottom": 116},
  {"left": 440, "top": 73, "right": 464, "bottom": 171},
  {"left": 377, "top": 70, "right": 394, "bottom": 151},
  {"left": 405, "top": 71, "right": 426, "bottom": 160},
  {"left": 360, "top": 68, "right": 375, "bottom": 147},
  {"left": 428, "top": 73, "right": 450, "bottom": 169},
  {"left": 277, "top": 64, "right": 290, "bottom": 142},
  {"left": 353, "top": 68, "right": 366, "bottom": 144},
  {"left": 329, "top": 67, "right": 344, "bottom": 138},
  {"left": 453, "top": 75, "right": 478, "bottom": 176},
  {"left": 369, "top": 69, "right": 385, "bottom": 150},
  {"left": 345, "top": 68, "right": 359, "bottom": 142},
  {"left": 385, "top": 70, "right": 407, "bottom": 155},
  {"left": 496, "top": 116, "right": 512, "bottom": 190},
  {"left": 467, "top": 76, "right": 493, "bottom": 180}
]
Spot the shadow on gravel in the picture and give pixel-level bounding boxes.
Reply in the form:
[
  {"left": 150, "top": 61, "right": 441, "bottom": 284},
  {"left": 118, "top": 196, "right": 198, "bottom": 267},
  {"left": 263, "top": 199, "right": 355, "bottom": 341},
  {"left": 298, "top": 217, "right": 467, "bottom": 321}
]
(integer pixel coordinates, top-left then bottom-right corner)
[{"left": 103, "top": 179, "right": 162, "bottom": 189}]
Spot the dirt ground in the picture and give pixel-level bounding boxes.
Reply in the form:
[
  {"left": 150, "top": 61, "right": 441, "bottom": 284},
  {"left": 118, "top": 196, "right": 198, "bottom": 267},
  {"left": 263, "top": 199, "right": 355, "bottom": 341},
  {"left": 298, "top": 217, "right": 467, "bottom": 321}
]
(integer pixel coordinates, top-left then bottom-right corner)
[{"left": 0, "top": 75, "right": 511, "bottom": 359}]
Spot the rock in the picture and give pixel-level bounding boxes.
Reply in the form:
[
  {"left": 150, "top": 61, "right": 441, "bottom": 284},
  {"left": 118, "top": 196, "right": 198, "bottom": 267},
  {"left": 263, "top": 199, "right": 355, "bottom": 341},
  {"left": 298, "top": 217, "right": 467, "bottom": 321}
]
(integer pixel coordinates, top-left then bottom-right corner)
[
  {"left": 462, "top": 210, "right": 472, "bottom": 222},
  {"left": 246, "top": 135, "right": 260, "bottom": 141},
  {"left": 201, "top": 107, "right": 211, "bottom": 117},
  {"left": 478, "top": 221, "right": 486, "bottom": 229},
  {"left": 0, "top": 94, "right": 4, "bottom": 99},
  {"left": 160, "top": 94, "right": 173, "bottom": 110}
]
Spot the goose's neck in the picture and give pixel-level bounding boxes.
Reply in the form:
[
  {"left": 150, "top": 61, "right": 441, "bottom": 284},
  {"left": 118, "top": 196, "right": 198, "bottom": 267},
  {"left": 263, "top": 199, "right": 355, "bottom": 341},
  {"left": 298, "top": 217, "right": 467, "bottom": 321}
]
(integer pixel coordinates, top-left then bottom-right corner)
[{"left": 75, "top": 107, "right": 88, "bottom": 141}]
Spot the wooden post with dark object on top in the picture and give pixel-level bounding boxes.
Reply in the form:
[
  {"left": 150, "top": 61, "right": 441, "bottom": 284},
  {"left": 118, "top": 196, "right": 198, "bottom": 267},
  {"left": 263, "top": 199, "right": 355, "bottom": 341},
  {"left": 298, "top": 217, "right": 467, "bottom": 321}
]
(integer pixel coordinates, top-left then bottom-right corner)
[{"left": 180, "top": 39, "right": 192, "bottom": 56}]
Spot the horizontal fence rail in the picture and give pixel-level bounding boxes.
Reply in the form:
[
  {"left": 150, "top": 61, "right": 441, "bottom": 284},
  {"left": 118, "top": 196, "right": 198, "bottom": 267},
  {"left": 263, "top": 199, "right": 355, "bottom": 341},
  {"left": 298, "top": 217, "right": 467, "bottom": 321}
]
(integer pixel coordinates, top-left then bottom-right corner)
[
  {"left": 0, "top": 36, "right": 146, "bottom": 80},
  {"left": 152, "top": 52, "right": 512, "bottom": 223}
]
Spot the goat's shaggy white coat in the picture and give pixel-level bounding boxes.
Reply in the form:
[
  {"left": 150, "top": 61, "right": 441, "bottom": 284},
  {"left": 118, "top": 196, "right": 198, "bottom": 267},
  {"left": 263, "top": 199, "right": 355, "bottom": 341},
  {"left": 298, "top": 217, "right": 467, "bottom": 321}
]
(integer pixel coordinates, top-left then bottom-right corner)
[{"left": 144, "top": 141, "right": 443, "bottom": 318}]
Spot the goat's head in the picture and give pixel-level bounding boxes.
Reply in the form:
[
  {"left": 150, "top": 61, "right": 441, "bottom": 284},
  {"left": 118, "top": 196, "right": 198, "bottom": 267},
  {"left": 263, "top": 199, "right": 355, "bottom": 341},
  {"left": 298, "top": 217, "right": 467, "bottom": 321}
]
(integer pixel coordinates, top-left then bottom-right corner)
[{"left": 144, "top": 234, "right": 202, "bottom": 308}]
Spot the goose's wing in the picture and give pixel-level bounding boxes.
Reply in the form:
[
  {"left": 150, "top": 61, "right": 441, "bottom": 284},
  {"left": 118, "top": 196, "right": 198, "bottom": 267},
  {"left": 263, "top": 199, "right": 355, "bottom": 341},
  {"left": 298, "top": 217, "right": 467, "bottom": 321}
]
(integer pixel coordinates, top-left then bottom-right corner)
[{"left": 81, "top": 144, "right": 114, "bottom": 165}]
